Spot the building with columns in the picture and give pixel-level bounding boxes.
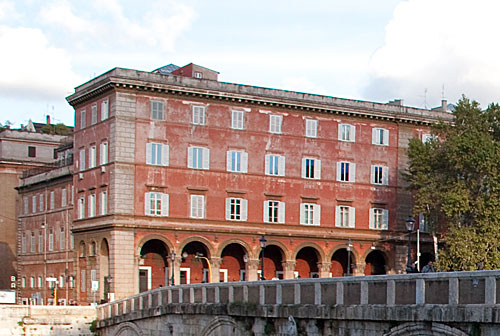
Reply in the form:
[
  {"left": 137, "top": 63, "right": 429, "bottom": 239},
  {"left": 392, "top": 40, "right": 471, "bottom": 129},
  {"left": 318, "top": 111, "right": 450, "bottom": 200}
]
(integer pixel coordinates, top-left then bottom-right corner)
[{"left": 64, "top": 63, "right": 451, "bottom": 303}]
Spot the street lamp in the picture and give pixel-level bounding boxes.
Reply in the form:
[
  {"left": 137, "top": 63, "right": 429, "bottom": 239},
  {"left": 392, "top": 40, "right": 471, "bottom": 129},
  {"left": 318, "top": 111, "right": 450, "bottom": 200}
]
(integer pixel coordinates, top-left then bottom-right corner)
[
  {"left": 259, "top": 235, "right": 267, "bottom": 280},
  {"left": 170, "top": 251, "right": 175, "bottom": 286},
  {"left": 346, "top": 239, "right": 353, "bottom": 276},
  {"left": 405, "top": 216, "right": 416, "bottom": 273},
  {"left": 195, "top": 253, "right": 212, "bottom": 283}
]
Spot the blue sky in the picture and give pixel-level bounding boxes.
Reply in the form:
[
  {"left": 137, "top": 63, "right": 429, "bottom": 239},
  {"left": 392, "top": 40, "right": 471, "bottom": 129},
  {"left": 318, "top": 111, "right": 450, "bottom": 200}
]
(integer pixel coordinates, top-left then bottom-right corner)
[{"left": 1, "top": 0, "right": 500, "bottom": 127}]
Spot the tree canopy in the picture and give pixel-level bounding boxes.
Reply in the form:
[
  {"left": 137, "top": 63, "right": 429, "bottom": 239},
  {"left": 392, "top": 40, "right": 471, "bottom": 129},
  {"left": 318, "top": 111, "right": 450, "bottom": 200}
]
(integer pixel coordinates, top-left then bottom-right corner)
[
  {"left": 41, "top": 123, "right": 70, "bottom": 135},
  {"left": 406, "top": 97, "right": 500, "bottom": 271}
]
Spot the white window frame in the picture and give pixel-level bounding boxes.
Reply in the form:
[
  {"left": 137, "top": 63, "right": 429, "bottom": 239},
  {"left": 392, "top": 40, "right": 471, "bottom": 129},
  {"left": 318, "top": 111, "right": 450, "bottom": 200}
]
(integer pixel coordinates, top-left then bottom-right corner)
[
  {"left": 89, "top": 146, "right": 96, "bottom": 169},
  {"left": 305, "top": 119, "right": 318, "bottom": 138},
  {"left": 337, "top": 161, "right": 356, "bottom": 182},
  {"left": 100, "top": 191, "right": 107, "bottom": 216},
  {"left": 144, "top": 192, "right": 169, "bottom": 216},
  {"left": 369, "top": 208, "right": 389, "bottom": 230},
  {"left": 188, "top": 146, "right": 209, "bottom": 170},
  {"left": 192, "top": 105, "right": 206, "bottom": 125},
  {"left": 37, "top": 276, "right": 42, "bottom": 288},
  {"left": 190, "top": 195, "right": 205, "bottom": 219},
  {"left": 265, "top": 154, "right": 285, "bottom": 176},
  {"left": 146, "top": 142, "right": 169, "bottom": 166},
  {"left": 418, "top": 213, "right": 430, "bottom": 233},
  {"left": 48, "top": 229, "right": 54, "bottom": 251},
  {"left": 60, "top": 227, "right": 65, "bottom": 250},
  {"left": 30, "top": 277, "right": 35, "bottom": 289},
  {"left": 88, "top": 194, "right": 96, "bottom": 217},
  {"left": 91, "top": 105, "right": 97, "bottom": 125},
  {"left": 372, "top": 128, "right": 389, "bottom": 146},
  {"left": 100, "top": 141, "right": 108, "bottom": 165},
  {"left": 101, "top": 99, "right": 109, "bottom": 121},
  {"left": 269, "top": 115, "right": 282, "bottom": 134},
  {"left": 38, "top": 231, "right": 42, "bottom": 253},
  {"left": 335, "top": 205, "right": 355, "bottom": 228},
  {"left": 225, "top": 198, "right": 248, "bottom": 221},
  {"left": 62, "top": 188, "right": 67, "bottom": 207},
  {"left": 78, "top": 197, "right": 85, "bottom": 219},
  {"left": 50, "top": 191, "right": 55, "bottom": 210},
  {"left": 23, "top": 197, "right": 28, "bottom": 215},
  {"left": 80, "top": 109, "right": 86, "bottom": 129},
  {"left": 226, "top": 150, "right": 248, "bottom": 173},
  {"left": 231, "top": 110, "right": 244, "bottom": 130},
  {"left": 263, "top": 200, "right": 285, "bottom": 224},
  {"left": 32, "top": 195, "right": 36, "bottom": 213},
  {"left": 371, "top": 165, "right": 389, "bottom": 185},
  {"left": 39, "top": 194, "right": 44, "bottom": 212},
  {"left": 338, "top": 124, "right": 355, "bottom": 142},
  {"left": 302, "top": 158, "right": 321, "bottom": 179},
  {"left": 300, "top": 203, "right": 321, "bottom": 226},
  {"left": 81, "top": 270, "right": 86, "bottom": 292},
  {"left": 30, "top": 232, "right": 35, "bottom": 253},
  {"left": 151, "top": 101, "right": 164, "bottom": 120},
  {"left": 79, "top": 149, "right": 86, "bottom": 171}
]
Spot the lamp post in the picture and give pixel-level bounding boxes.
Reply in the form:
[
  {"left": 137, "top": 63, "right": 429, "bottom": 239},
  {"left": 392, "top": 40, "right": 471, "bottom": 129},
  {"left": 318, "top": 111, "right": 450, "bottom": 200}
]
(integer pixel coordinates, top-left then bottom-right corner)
[
  {"left": 170, "top": 251, "right": 175, "bottom": 285},
  {"left": 405, "top": 216, "right": 416, "bottom": 273},
  {"left": 259, "top": 235, "right": 267, "bottom": 280},
  {"left": 195, "top": 253, "right": 212, "bottom": 283},
  {"left": 346, "top": 239, "right": 353, "bottom": 276}
]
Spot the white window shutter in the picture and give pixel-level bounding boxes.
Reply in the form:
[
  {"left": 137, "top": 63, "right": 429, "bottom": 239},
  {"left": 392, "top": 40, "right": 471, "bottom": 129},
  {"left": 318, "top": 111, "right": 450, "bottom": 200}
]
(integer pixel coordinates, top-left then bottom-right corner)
[
  {"left": 265, "top": 155, "right": 270, "bottom": 175},
  {"left": 351, "top": 125, "right": 356, "bottom": 142},
  {"left": 241, "top": 199, "right": 248, "bottom": 221},
  {"left": 350, "top": 163, "right": 356, "bottom": 182},
  {"left": 263, "top": 201, "right": 269, "bottom": 223},
  {"left": 382, "top": 209, "right": 389, "bottom": 229},
  {"left": 146, "top": 143, "right": 152, "bottom": 164},
  {"left": 278, "top": 202, "right": 285, "bottom": 223},
  {"left": 383, "top": 129, "right": 389, "bottom": 145},
  {"left": 161, "top": 145, "right": 169, "bottom": 166},
  {"left": 201, "top": 107, "right": 206, "bottom": 125},
  {"left": 349, "top": 207, "right": 356, "bottom": 228},
  {"left": 301, "top": 158, "right": 307, "bottom": 178},
  {"left": 226, "top": 151, "right": 232, "bottom": 171},
  {"left": 335, "top": 206, "right": 340, "bottom": 227},
  {"left": 187, "top": 147, "right": 193, "bottom": 168},
  {"left": 372, "top": 128, "right": 377, "bottom": 144},
  {"left": 241, "top": 152, "right": 248, "bottom": 173},
  {"left": 314, "top": 204, "right": 321, "bottom": 225},
  {"left": 203, "top": 148, "right": 210, "bottom": 169},
  {"left": 338, "top": 124, "right": 343, "bottom": 140},
  {"left": 225, "top": 198, "right": 231, "bottom": 220},
  {"left": 161, "top": 194, "right": 169, "bottom": 216},
  {"left": 382, "top": 166, "right": 389, "bottom": 185},
  {"left": 369, "top": 208, "right": 375, "bottom": 229},
  {"left": 278, "top": 156, "right": 285, "bottom": 176},
  {"left": 370, "top": 165, "right": 376, "bottom": 184},
  {"left": 336, "top": 162, "right": 341, "bottom": 181},
  {"left": 315, "top": 159, "right": 321, "bottom": 179},
  {"left": 299, "top": 203, "right": 305, "bottom": 224},
  {"left": 200, "top": 196, "right": 205, "bottom": 218},
  {"left": 144, "top": 193, "right": 151, "bottom": 215}
]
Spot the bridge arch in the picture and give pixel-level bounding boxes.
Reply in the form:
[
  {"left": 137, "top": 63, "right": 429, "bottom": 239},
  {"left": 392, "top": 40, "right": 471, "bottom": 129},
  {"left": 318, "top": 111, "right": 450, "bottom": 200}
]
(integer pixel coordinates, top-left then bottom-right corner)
[
  {"left": 201, "top": 316, "right": 243, "bottom": 336},
  {"left": 386, "top": 322, "right": 468, "bottom": 336},
  {"left": 112, "top": 321, "right": 142, "bottom": 336}
]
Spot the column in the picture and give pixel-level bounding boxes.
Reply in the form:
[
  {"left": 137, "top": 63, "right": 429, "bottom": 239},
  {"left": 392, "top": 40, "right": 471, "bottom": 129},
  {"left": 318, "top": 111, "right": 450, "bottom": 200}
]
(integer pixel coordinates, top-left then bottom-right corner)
[
  {"left": 173, "top": 255, "right": 182, "bottom": 285},
  {"left": 246, "top": 259, "right": 259, "bottom": 281},
  {"left": 318, "top": 262, "right": 331, "bottom": 278},
  {"left": 283, "top": 260, "right": 296, "bottom": 279},
  {"left": 210, "top": 257, "right": 221, "bottom": 283}
]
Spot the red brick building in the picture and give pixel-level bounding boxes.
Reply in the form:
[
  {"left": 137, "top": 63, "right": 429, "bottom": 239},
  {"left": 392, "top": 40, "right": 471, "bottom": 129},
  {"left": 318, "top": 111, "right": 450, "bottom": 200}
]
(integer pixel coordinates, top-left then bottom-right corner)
[{"left": 65, "top": 64, "right": 450, "bottom": 303}]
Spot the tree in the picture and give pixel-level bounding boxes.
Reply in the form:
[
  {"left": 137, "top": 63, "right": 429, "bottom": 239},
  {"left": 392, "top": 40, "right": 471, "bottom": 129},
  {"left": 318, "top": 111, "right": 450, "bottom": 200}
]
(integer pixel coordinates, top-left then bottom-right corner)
[
  {"left": 41, "top": 123, "right": 70, "bottom": 135},
  {"left": 406, "top": 97, "right": 500, "bottom": 271}
]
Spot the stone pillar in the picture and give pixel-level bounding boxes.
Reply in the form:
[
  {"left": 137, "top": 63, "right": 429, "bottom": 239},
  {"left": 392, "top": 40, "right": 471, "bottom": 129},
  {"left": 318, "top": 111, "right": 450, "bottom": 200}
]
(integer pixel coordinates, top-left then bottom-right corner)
[
  {"left": 173, "top": 256, "right": 182, "bottom": 285},
  {"left": 246, "top": 259, "right": 259, "bottom": 281},
  {"left": 283, "top": 260, "right": 296, "bottom": 279},
  {"left": 210, "top": 257, "right": 221, "bottom": 283},
  {"left": 109, "top": 230, "right": 136, "bottom": 300},
  {"left": 318, "top": 262, "right": 331, "bottom": 278},
  {"left": 354, "top": 261, "right": 366, "bottom": 276}
]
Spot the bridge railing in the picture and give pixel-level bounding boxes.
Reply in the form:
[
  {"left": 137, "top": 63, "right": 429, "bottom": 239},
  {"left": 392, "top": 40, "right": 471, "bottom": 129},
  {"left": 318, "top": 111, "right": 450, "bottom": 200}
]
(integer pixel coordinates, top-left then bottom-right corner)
[{"left": 97, "top": 270, "right": 500, "bottom": 321}]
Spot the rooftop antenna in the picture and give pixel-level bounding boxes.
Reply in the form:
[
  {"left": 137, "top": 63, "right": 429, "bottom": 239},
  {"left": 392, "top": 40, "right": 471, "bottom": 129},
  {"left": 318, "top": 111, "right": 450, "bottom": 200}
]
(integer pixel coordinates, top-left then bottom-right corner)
[
  {"left": 441, "top": 84, "right": 445, "bottom": 100},
  {"left": 418, "top": 89, "right": 428, "bottom": 109}
]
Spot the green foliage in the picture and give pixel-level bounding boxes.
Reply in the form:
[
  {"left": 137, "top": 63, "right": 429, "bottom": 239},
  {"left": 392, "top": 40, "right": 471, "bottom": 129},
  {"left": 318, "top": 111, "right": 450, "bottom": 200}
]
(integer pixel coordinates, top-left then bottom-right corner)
[
  {"left": 41, "top": 123, "right": 70, "bottom": 135},
  {"left": 0, "top": 120, "right": 12, "bottom": 131},
  {"left": 406, "top": 96, "right": 500, "bottom": 271}
]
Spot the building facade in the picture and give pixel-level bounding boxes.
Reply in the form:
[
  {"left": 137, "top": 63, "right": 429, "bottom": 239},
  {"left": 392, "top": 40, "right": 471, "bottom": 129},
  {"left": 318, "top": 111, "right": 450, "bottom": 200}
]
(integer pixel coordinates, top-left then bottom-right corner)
[{"left": 64, "top": 64, "right": 451, "bottom": 303}]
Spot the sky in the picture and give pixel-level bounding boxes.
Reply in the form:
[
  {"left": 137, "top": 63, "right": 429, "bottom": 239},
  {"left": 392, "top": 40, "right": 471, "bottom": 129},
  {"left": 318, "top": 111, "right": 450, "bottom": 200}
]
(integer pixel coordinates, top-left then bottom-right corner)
[{"left": 1, "top": 0, "right": 500, "bottom": 127}]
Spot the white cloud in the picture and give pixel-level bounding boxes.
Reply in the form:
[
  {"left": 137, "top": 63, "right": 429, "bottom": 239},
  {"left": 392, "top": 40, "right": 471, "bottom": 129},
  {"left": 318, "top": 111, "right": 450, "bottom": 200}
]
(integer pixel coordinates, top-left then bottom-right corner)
[
  {"left": 364, "top": 0, "right": 500, "bottom": 107},
  {"left": 39, "top": 0, "right": 95, "bottom": 34},
  {"left": 0, "top": 0, "right": 20, "bottom": 21},
  {"left": 0, "top": 26, "right": 81, "bottom": 100}
]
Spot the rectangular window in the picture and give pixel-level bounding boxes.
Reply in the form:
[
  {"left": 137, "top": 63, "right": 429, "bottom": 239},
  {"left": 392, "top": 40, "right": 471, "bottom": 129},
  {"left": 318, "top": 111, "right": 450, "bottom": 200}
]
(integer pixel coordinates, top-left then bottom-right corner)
[
  {"left": 371, "top": 165, "right": 389, "bottom": 185},
  {"left": 62, "top": 188, "right": 67, "bottom": 207},
  {"left": 225, "top": 198, "right": 248, "bottom": 221},
  {"left": 37, "top": 276, "right": 42, "bottom": 288},
  {"left": 265, "top": 154, "right": 285, "bottom": 176},
  {"left": 32, "top": 196, "right": 36, "bottom": 213},
  {"left": 226, "top": 150, "right": 248, "bottom": 173},
  {"left": 80, "top": 110, "right": 86, "bottom": 129},
  {"left": 144, "top": 192, "right": 169, "bottom": 216},
  {"left": 269, "top": 115, "right": 282, "bottom": 134},
  {"left": 339, "top": 124, "right": 355, "bottom": 142},
  {"left": 91, "top": 105, "right": 97, "bottom": 125},
  {"left": 188, "top": 146, "right": 209, "bottom": 170},
  {"left": 48, "top": 229, "right": 53, "bottom": 251},
  {"left": 300, "top": 203, "right": 321, "bottom": 225},
  {"left": 335, "top": 205, "right": 355, "bottom": 228},
  {"left": 59, "top": 275, "right": 64, "bottom": 288},
  {"left": 69, "top": 276, "right": 75, "bottom": 288},
  {"left": 79, "top": 149, "right": 86, "bottom": 171},
  {"left": 372, "top": 128, "right": 389, "bottom": 146},
  {"left": 30, "top": 277, "right": 35, "bottom": 289},
  {"left": 23, "top": 197, "right": 28, "bottom": 215},
  {"left": 192, "top": 106, "right": 206, "bottom": 125},
  {"left": 38, "top": 232, "right": 42, "bottom": 253},
  {"left": 21, "top": 277, "right": 26, "bottom": 289},
  {"left": 302, "top": 158, "right": 321, "bottom": 179},
  {"left": 418, "top": 213, "right": 429, "bottom": 233},
  {"left": 88, "top": 194, "right": 96, "bottom": 217},
  {"left": 337, "top": 161, "right": 356, "bottom": 182},
  {"left": 30, "top": 232, "right": 35, "bottom": 253},
  {"left": 151, "top": 101, "right": 164, "bottom": 120},
  {"left": 78, "top": 197, "right": 85, "bottom": 219},
  {"left": 369, "top": 208, "right": 389, "bottom": 230},
  {"left": 28, "top": 146, "right": 36, "bottom": 158},
  {"left": 100, "top": 142, "right": 108, "bottom": 165},
  {"left": 146, "top": 143, "right": 169, "bottom": 166},
  {"left": 39, "top": 194, "right": 44, "bottom": 212},
  {"left": 100, "top": 191, "right": 107, "bottom": 215},
  {"left": 60, "top": 228, "right": 65, "bottom": 250},
  {"left": 263, "top": 200, "right": 285, "bottom": 223},
  {"left": 101, "top": 99, "right": 109, "bottom": 121},
  {"left": 305, "top": 119, "right": 318, "bottom": 138},
  {"left": 190, "top": 195, "right": 205, "bottom": 219},
  {"left": 89, "top": 146, "right": 96, "bottom": 169},
  {"left": 231, "top": 110, "right": 244, "bottom": 129},
  {"left": 50, "top": 191, "right": 55, "bottom": 210},
  {"left": 70, "top": 233, "right": 74, "bottom": 250},
  {"left": 81, "top": 270, "right": 86, "bottom": 292}
]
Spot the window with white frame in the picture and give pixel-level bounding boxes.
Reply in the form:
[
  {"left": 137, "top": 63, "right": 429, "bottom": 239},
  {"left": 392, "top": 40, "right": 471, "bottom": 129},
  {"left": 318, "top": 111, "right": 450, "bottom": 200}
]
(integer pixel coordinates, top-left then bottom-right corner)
[
  {"left": 151, "top": 101, "right": 164, "bottom": 120},
  {"left": 265, "top": 154, "right": 285, "bottom": 176},
  {"left": 88, "top": 194, "right": 96, "bottom": 217},
  {"left": 37, "top": 276, "right": 42, "bottom": 288},
  {"left": 81, "top": 270, "right": 86, "bottom": 292},
  {"left": 101, "top": 99, "right": 109, "bottom": 121},
  {"left": 23, "top": 197, "right": 28, "bottom": 215},
  {"left": 190, "top": 195, "right": 205, "bottom": 219},
  {"left": 338, "top": 124, "right": 355, "bottom": 142},
  {"left": 192, "top": 106, "right": 206, "bottom": 125},
  {"left": 335, "top": 205, "right": 355, "bottom": 228},
  {"left": 144, "top": 192, "right": 169, "bottom": 216},
  {"left": 30, "top": 232, "right": 35, "bottom": 253},
  {"left": 70, "top": 233, "right": 74, "bottom": 250},
  {"left": 50, "top": 191, "right": 55, "bottom": 210},
  {"left": 302, "top": 158, "right": 321, "bottom": 179},
  {"left": 100, "top": 141, "right": 108, "bottom": 165},
  {"left": 369, "top": 208, "right": 389, "bottom": 230},
  {"left": 59, "top": 275, "right": 64, "bottom": 288},
  {"left": 226, "top": 150, "right": 248, "bottom": 173},
  {"left": 371, "top": 165, "right": 389, "bottom": 185},
  {"left": 188, "top": 146, "right": 209, "bottom": 170},
  {"left": 90, "top": 242, "right": 96, "bottom": 256},
  {"left": 305, "top": 119, "right": 318, "bottom": 138},
  {"left": 231, "top": 110, "right": 244, "bottom": 129},
  {"left": 38, "top": 231, "right": 42, "bottom": 253},
  {"left": 372, "top": 128, "right": 389, "bottom": 146},
  {"left": 337, "top": 161, "right": 355, "bottom": 182},
  {"left": 418, "top": 213, "right": 430, "bottom": 233},
  {"left": 269, "top": 115, "right": 282, "bottom": 134},
  {"left": 300, "top": 203, "right": 321, "bottom": 225},
  {"left": 39, "top": 194, "right": 44, "bottom": 212},
  {"left": 61, "top": 188, "right": 67, "bottom": 207},
  {"left": 78, "top": 197, "right": 85, "bottom": 219},
  {"left": 69, "top": 276, "right": 75, "bottom": 288},
  {"left": 21, "top": 277, "right": 26, "bottom": 288},
  {"left": 79, "top": 149, "right": 86, "bottom": 171},
  {"left": 146, "top": 142, "right": 169, "bottom": 166},
  {"left": 100, "top": 191, "right": 107, "bottom": 215},
  {"left": 89, "top": 146, "right": 96, "bottom": 169},
  {"left": 80, "top": 110, "right": 86, "bottom": 129},
  {"left": 225, "top": 198, "right": 248, "bottom": 221},
  {"left": 91, "top": 269, "right": 97, "bottom": 282},
  {"left": 48, "top": 229, "right": 53, "bottom": 251},
  {"left": 30, "top": 277, "right": 35, "bottom": 288},
  {"left": 263, "top": 200, "right": 285, "bottom": 223},
  {"left": 60, "top": 227, "right": 65, "bottom": 250},
  {"left": 32, "top": 195, "right": 36, "bottom": 213},
  {"left": 91, "top": 105, "right": 97, "bottom": 125}
]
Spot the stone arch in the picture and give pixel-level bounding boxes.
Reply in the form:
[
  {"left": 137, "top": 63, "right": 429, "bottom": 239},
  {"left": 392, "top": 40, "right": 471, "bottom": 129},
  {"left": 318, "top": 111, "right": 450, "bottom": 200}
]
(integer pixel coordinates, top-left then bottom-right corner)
[
  {"left": 364, "top": 249, "right": 389, "bottom": 275},
  {"left": 291, "top": 242, "right": 326, "bottom": 262},
  {"left": 329, "top": 243, "right": 358, "bottom": 277},
  {"left": 201, "top": 316, "right": 243, "bottom": 336},
  {"left": 385, "top": 322, "right": 468, "bottom": 336},
  {"left": 255, "top": 239, "right": 291, "bottom": 260},
  {"left": 178, "top": 236, "right": 216, "bottom": 258},
  {"left": 79, "top": 241, "right": 86, "bottom": 257},
  {"left": 180, "top": 239, "right": 213, "bottom": 284},
  {"left": 136, "top": 234, "right": 173, "bottom": 257},
  {"left": 216, "top": 238, "right": 252, "bottom": 258},
  {"left": 293, "top": 245, "right": 323, "bottom": 278},
  {"left": 139, "top": 239, "right": 170, "bottom": 290},
  {"left": 258, "top": 243, "right": 286, "bottom": 280},
  {"left": 327, "top": 243, "right": 360, "bottom": 262},
  {"left": 100, "top": 238, "right": 111, "bottom": 302},
  {"left": 112, "top": 321, "right": 142, "bottom": 336},
  {"left": 219, "top": 242, "right": 249, "bottom": 282}
]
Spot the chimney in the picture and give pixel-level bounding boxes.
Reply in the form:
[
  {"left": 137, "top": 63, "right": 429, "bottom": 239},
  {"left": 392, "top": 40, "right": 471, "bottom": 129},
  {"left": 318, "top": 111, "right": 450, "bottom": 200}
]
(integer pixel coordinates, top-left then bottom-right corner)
[
  {"left": 46, "top": 115, "right": 51, "bottom": 125},
  {"left": 441, "top": 99, "right": 447, "bottom": 112}
]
